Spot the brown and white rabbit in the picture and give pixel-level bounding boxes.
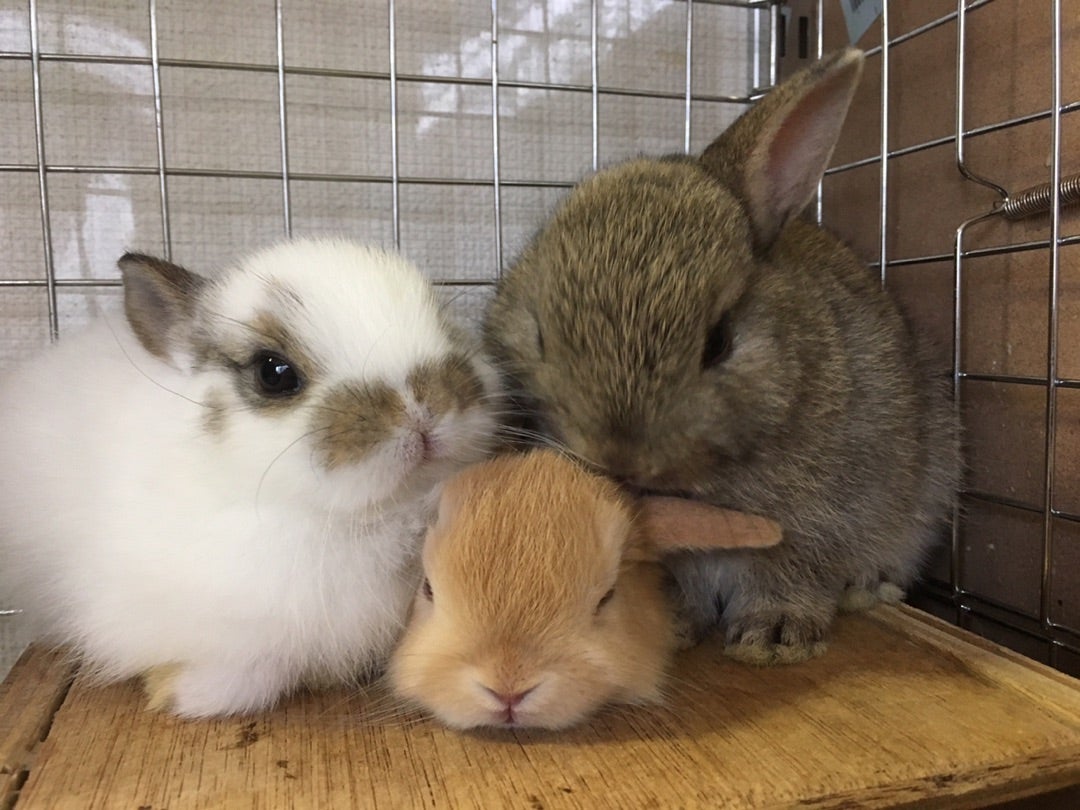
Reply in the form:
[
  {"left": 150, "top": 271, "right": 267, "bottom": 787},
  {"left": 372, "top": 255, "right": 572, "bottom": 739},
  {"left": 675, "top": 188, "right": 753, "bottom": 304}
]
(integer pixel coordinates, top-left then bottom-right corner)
[
  {"left": 0, "top": 238, "right": 500, "bottom": 716},
  {"left": 389, "top": 449, "right": 781, "bottom": 730},
  {"left": 483, "top": 49, "right": 960, "bottom": 664}
]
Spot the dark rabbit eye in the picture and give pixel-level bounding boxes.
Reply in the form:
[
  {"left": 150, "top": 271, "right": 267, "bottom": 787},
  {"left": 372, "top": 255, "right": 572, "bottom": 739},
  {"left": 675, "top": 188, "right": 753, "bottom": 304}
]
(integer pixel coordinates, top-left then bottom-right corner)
[
  {"left": 595, "top": 587, "right": 615, "bottom": 614},
  {"left": 422, "top": 577, "right": 433, "bottom": 601},
  {"left": 702, "top": 312, "right": 733, "bottom": 369},
  {"left": 254, "top": 352, "right": 302, "bottom": 396}
]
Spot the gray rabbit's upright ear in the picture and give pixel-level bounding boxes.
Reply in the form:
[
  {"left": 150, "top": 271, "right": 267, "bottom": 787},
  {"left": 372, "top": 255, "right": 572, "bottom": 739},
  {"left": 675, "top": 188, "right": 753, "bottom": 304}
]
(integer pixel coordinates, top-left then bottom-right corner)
[
  {"left": 700, "top": 47, "right": 864, "bottom": 250},
  {"left": 117, "top": 253, "right": 206, "bottom": 362}
]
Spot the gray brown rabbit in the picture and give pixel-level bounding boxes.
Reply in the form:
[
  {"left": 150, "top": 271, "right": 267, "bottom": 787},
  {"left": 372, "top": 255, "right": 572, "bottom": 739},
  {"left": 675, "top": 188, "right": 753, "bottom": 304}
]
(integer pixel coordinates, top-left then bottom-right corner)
[{"left": 483, "top": 49, "right": 960, "bottom": 664}]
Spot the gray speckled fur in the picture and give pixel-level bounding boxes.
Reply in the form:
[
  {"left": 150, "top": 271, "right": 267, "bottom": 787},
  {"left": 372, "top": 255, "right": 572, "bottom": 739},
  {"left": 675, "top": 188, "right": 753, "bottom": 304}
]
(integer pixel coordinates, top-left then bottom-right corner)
[{"left": 483, "top": 50, "right": 961, "bottom": 665}]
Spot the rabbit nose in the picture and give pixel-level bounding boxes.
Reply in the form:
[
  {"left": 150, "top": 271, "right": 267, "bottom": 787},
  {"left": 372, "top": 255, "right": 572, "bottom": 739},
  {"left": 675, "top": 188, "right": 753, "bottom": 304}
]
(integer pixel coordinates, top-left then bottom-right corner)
[{"left": 482, "top": 684, "right": 537, "bottom": 709}]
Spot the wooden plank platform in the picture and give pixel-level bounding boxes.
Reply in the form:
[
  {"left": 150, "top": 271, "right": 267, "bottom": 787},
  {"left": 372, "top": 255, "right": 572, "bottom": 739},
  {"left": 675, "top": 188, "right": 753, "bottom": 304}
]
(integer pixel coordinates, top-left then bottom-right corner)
[{"left": 2, "top": 605, "right": 1080, "bottom": 810}]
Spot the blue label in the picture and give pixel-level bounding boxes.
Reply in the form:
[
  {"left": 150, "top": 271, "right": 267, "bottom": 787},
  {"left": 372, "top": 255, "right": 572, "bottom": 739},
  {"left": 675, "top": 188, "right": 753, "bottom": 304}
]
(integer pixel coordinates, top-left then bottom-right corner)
[{"left": 840, "top": 0, "right": 884, "bottom": 45}]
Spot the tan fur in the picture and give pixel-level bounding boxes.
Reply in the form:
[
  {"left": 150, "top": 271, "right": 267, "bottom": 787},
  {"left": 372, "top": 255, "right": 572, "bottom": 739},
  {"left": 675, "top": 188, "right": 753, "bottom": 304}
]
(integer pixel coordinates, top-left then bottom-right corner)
[
  {"left": 141, "top": 663, "right": 182, "bottom": 712},
  {"left": 389, "top": 450, "right": 780, "bottom": 730}
]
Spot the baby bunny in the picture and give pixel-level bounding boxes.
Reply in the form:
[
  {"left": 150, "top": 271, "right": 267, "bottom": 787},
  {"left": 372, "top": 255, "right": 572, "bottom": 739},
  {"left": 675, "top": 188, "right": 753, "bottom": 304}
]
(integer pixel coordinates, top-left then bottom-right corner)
[
  {"left": 483, "top": 48, "right": 960, "bottom": 664},
  {"left": 389, "top": 449, "right": 781, "bottom": 730},
  {"left": 0, "top": 238, "right": 500, "bottom": 717}
]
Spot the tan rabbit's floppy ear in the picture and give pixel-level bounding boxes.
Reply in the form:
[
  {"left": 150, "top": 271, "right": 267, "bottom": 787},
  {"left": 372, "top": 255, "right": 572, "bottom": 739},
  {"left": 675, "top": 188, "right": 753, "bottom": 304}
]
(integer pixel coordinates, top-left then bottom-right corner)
[
  {"left": 700, "top": 47, "right": 864, "bottom": 250},
  {"left": 117, "top": 253, "right": 206, "bottom": 362},
  {"left": 635, "top": 496, "right": 782, "bottom": 560}
]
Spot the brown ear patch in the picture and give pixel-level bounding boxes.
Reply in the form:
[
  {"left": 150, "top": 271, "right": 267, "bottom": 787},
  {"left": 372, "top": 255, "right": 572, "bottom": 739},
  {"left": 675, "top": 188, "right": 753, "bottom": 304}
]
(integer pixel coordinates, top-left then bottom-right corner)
[{"left": 118, "top": 252, "right": 205, "bottom": 362}]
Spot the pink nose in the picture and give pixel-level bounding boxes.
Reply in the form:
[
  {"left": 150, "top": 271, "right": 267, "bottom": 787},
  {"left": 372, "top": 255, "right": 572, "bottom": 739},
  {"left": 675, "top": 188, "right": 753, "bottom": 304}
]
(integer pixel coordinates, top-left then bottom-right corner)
[{"left": 483, "top": 685, "right": 536, "bottom": 709}]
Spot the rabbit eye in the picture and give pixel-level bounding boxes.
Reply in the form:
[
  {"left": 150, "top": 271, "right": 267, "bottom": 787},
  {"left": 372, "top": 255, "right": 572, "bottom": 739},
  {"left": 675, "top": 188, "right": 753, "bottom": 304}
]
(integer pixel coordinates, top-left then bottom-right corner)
[
  {"left": 595, "top": 587, "right": 615, "bottom": 614},
  {"left": 254, "top": 352, "right": 303, "bottom": 396},
  {"left": 422, "top": 577, "right": 433, "bottom": 601},
  {"left": 701, "top": 313, "right": 733, "bottom": 369}
]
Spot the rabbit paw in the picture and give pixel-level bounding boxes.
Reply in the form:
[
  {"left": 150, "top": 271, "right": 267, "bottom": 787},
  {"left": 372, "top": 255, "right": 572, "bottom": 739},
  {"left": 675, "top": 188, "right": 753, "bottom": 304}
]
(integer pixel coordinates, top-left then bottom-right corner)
[
  {"left": 663, "top": 560, "right": 725, "bottom": 649},
  {"left": 838, "top": 579, "right": 906, "bottom": 613},
  {"left": 143, "top": 661, "right": 293, "bottom": 718},
  {"left": 142, "top": 664, "right": 183, "bottom": 712},
  {"left": 671, "top": 606, "right": 716, "bottom": 650},
  {"left": 723, "top": 612, "right": 829, "bottom": 665}
]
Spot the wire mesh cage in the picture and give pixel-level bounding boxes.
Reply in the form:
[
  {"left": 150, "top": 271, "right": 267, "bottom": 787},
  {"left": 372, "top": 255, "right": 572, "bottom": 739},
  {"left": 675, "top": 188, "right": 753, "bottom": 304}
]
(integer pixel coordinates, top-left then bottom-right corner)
[
  {"left": 0, "top": 0, "right": 1078, "bottom": 681},
  {"left": 808, "top": 0, "right": 1080, "bottom": 676}
]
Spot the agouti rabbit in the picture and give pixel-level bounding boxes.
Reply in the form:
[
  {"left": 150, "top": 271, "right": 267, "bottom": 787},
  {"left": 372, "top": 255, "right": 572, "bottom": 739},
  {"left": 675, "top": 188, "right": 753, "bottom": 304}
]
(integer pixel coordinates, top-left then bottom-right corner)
[{"left": 483, "top": 49, "right": 960, "bottom": 664}]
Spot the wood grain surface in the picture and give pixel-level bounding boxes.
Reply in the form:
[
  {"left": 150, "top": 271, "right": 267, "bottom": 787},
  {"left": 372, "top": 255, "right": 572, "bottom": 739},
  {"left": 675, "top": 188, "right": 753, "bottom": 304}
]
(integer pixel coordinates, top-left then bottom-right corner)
[
  {"left": 4, "top": 606, "right": 1080, "bottom": 810},
  {"left": 0, "top": 646, "right": 77, "bottom": 810}
]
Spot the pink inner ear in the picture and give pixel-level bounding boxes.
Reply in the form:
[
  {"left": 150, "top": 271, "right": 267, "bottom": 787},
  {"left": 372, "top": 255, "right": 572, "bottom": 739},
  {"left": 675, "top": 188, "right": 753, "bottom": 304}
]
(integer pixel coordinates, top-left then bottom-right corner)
[
  {"left": 639, "top": 496, "right": 783, "bottom": 554},
  {"left": 763, "top": 79, "right": 853, "bottom": 227}
]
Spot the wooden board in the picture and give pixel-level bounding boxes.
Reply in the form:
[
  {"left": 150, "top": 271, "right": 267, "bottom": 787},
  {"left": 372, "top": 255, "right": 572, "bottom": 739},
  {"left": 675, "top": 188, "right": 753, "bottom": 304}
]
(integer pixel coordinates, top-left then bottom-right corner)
[
  {"left": 0, "top": 646, "right": 76, "bottom": 810},
  {"left": 3, "top": 606, "right": 1080, "bottom": 810}
]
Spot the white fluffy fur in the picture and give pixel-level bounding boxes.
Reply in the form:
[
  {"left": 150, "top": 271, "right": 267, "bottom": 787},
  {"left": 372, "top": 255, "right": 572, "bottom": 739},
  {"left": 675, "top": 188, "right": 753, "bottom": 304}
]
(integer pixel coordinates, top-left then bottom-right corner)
[{"left": 0, "top": 238, "right": 499, "bottom": 717}]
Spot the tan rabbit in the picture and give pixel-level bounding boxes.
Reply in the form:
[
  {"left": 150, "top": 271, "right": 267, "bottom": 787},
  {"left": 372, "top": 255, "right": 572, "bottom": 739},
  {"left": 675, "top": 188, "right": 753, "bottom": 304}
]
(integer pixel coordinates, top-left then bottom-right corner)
[
  {"left": 483, "top": 49, "right": 961, "bottom": 664},
  {"left": 389, "top": 449, "right": 781, "bottom": 730}
]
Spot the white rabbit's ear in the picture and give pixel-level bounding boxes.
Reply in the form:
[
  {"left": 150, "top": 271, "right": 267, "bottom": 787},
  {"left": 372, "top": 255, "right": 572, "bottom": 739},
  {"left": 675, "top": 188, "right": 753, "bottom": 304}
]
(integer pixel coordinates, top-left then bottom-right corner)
[
  {"left": 701, "top": 48, "right": 864, "bottom": 250},
  {"left": 636, "top": 496, "right": 782, "bottom": 559},
  {"left": 118, "top": 253, "right": 206, "bottom": 363}
]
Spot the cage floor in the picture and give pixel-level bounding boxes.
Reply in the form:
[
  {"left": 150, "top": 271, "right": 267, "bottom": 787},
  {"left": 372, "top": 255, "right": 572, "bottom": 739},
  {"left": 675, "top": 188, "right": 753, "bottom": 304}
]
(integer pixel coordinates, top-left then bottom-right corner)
[{"left": 2, "top": 606, "right": 1079, "bottom": 810}]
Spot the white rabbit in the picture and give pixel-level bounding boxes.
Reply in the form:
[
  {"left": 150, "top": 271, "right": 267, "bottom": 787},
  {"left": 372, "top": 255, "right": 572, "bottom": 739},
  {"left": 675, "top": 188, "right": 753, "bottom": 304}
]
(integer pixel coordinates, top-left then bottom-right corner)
[{"left": 0, "top": 238, "right": 500, "bottom": 717}]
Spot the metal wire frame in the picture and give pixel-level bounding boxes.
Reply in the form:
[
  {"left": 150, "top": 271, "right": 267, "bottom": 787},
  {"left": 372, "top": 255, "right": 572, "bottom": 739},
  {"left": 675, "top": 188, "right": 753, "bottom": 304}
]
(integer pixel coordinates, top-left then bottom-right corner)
[
  {"left": 26, "top": 0, "right": 57, "bottom": 339},
  {"left": 829, "top": 0, "right": 1075, "bottom": 665},
  {"left": 876, "top": 2, "right": 889, "bottom": 286},
  {"left": 0, "top": 0, "right": 771, "bottom": 296},
  {"left": 274, "top": 0, "right": 293, "bottom": 238},
  {"left": 148, "top": 0, "right": 170, "bottom": 259},
  {"left": 920, "top": 0, "right": 1080, "bottom": 665}
]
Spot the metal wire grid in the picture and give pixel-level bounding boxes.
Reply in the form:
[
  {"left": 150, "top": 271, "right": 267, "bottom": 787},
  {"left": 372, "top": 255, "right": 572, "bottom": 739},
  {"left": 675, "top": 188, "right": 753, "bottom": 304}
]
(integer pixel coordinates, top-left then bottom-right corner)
[
  {"left": 0, "top": 0, "right": 774, "bottom": 343},
  {"left": 817, "top": 0, "right": 1080, "bottom": 672}
]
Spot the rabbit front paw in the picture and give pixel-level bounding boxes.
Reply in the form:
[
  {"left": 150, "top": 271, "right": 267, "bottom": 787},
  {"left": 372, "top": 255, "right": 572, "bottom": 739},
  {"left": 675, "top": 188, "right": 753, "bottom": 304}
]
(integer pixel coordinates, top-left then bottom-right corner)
[
  {"left": 671, "top": 604, "right": 717, "bottom": 650},
  {"left": 142, "top": 663, "right": 183, "bottom": 712},
  {"left": 722, "top": 611, "right": 829, "bottom": 665},
  {"left": 838, "top": 578, "right": 907, "bottom": 613},
  {"left": 142, "top": 660, "right": 294, "bottom": 718}
]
